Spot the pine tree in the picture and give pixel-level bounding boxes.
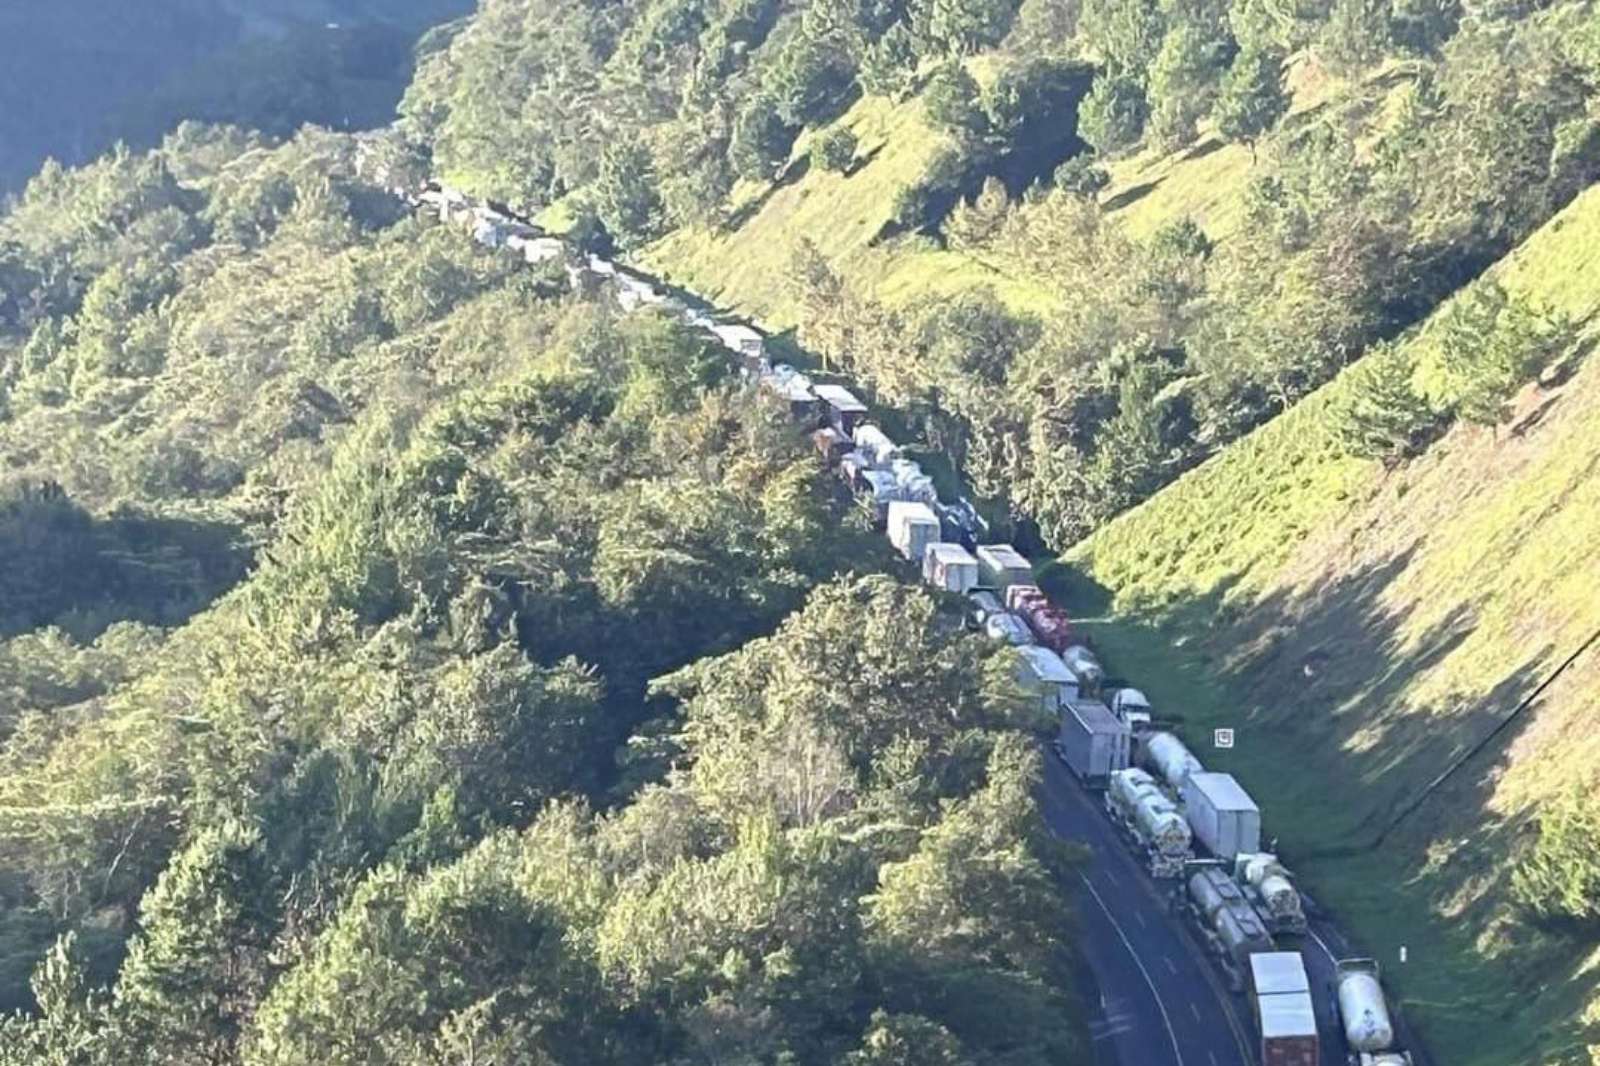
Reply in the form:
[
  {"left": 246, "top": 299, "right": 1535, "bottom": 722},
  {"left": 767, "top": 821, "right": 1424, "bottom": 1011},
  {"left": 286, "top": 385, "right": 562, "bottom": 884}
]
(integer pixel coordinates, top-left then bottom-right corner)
[
  {"left": 1213, "top": 48, "right": 1288, "bottom": 158},
  {"left": 1325, "top": 341, "right": 1441, "bottom": 463},
  {"left": 111, "top": 821, "right": 269, "bottom": 1066}
]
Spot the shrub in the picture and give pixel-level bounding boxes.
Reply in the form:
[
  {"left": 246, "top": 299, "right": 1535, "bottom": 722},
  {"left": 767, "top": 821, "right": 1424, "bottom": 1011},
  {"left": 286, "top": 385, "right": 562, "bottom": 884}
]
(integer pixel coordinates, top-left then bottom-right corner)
[{"left": 811, "top": 127, "right": 859, "bottom": 173}]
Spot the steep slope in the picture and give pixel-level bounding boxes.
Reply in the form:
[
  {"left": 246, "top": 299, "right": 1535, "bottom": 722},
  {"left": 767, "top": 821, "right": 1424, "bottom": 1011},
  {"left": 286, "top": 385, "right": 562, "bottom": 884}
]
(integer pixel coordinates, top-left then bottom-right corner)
[
  {"left": 640, "top": 54, "right": 1361, "bottom": 327},
  {"left": 1061, "top": 182, "right": 1600, "bottom": 1065}
]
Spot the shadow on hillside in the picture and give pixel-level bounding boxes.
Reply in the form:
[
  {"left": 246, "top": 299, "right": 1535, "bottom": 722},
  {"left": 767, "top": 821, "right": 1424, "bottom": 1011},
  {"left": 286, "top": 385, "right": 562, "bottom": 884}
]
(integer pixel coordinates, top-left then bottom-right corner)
[
  {"left": 1102, "top": 179, "right": 1162, "bottom": 214},
  {"left": 0, "top": 483, "right": 251, "bottom": 641},
  {"left": 1206, "top": 546, "right": 1550, "bottom": 847},
  {"left": 724, "top": 155, "right": 814, "bottom": 231},
  {"left": 1097, "top": 543, "right": 1580, "bottom": 1050},
  {"left": 1181, "top": 136, "right": 1227, "bottom": 163},
  {"left": 844, "top": 143, "right": 885, "bottom": 178}
]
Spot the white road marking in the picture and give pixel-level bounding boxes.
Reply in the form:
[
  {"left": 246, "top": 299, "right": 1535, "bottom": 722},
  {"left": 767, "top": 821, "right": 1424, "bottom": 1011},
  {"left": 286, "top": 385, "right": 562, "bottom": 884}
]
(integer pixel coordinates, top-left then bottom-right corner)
[
  {"left": 1133, "top": 908, "right": 1147, "bottom": 928},
  {"left": 1079, "top": 873, "right": 1185, "bottom": 1066},
  {"left": 1307, "top": 926, "right": 1339, "bottom": 965},
  {"left": 1102, "top": 866, "right": 1121, "bottom": 887},
  {"left": 1190, "top": 1001, "right": 1203, "bottom": 1023},
  {"left": 1164, "top": 956, "right": 1179, "bottom": 976},
  {"left": 1208, "top": 1051, "right": 1220, "bottom": 1066}
]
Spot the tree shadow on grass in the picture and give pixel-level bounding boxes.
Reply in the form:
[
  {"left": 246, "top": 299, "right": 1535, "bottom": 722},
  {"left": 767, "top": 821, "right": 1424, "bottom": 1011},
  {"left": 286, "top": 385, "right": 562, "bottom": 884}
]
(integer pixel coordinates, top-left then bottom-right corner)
[
  {"left": 1090, "top": 542, "right": 1587, "bottom": 1058},
  {"left": 1101, "top": 178, "right": 1163, "bottom": 214},
  {"left": 723, "top": 154, "right": 814, "bottom": 232}
]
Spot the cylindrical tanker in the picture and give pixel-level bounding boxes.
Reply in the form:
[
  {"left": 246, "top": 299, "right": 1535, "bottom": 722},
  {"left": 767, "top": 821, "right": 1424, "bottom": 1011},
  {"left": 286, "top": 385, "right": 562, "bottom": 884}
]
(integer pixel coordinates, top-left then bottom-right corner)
[
  {"left": 1188, "top": 868, "right": 1274, "bottom": 977},
  {"left": 1336, "top": 958, "right": 1397, "bottom": 1053},
  {"left": 1189, "top": 867, "right": 1249, "bottom": 921},
  {"left": 1106, "top": 769, "right": 1192, "bottom": 876},
  {"left": 1140, "top": 731, "right": 1204, "bottom": 792},
  {"left": 1213, "top": 905, "right": 1274, "bottom": 967},
  {"left": 1234, "top": 852, "right": 1306, "bottom": 932}
]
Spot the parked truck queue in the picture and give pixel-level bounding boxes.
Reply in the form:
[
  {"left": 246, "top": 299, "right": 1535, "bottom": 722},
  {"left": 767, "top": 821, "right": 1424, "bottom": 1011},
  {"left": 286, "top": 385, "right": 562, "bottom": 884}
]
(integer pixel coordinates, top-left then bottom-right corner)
[{"left": 407, "top": 178, "right": 1422, "bottom": 1066}]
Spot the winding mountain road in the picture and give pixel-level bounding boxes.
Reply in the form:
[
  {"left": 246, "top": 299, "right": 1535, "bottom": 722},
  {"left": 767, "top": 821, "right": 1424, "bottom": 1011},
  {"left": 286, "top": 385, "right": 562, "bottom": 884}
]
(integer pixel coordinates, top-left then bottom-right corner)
[
  {"left": 1039, "top": 752, "right": 1254, "bottom": 1066},
  {"left": 415, "top": 180, "right": 1438, "bottom": 1066}
]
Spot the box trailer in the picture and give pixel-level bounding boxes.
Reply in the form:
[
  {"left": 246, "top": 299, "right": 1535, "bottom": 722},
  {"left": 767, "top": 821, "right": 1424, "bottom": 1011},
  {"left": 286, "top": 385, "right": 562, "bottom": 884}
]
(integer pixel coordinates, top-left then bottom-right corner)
[
  {"left": 1182, "top": 771, "right": 1262, "bottom": 860},
  {"left": 1250, "top": 952, "right": 1311, "bottom": 998},
  {"left": 1017, "top": 645, "right": 1078, "bottom": 715},
  {"left": 976, "top": 544, "right": 1033, "bottom": 592},
  {"left": 1057, "top": 698, "right": 1131, "bottom": 785},
  {"left": 852, "top": 424, "right": 900, "bottom": 467},
  {"left": 813, "top": 383, "right": 869, "bottom": 436},
  {"left": 923, "top": 543, "right": 980, "bottom": 593},
  {"left": 887, "top": 501, "right": 941, "bottom": 564},
  {"left": 1256, "top": 987, "right": 1319, "bottom": 1066}
]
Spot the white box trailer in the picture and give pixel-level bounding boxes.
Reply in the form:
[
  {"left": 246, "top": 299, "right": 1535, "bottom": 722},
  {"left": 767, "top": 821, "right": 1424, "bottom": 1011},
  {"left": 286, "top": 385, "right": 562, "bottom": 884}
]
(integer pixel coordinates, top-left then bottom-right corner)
[
  {"left": 1017, "top": 645, "right": 1078, "bottom": 715},
  {"left": 976, "top": 544, "right": 1033, "bottom": 592},
  {"left": 1250, "top": 952, "right": 1310, "bottom": 997},
  {"left": 1182, "top": 771, "right": 1262, "bottom": 860},
  {"left": 1058, "top": 698, "right": 1131, "bottom": 785},
  {"left": 887, "top": 501, "right": 940, "bottom": 564},
  {"left": 923, "top": 543, "right": 980, "bottom": 593}
]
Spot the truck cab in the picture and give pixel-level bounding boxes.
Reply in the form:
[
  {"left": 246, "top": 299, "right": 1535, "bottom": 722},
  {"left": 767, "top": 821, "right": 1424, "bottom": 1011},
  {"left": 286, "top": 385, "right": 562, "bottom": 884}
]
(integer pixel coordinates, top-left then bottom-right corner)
[{"left": 1110, "top": 687, "right": 1154, "bottom": 732}]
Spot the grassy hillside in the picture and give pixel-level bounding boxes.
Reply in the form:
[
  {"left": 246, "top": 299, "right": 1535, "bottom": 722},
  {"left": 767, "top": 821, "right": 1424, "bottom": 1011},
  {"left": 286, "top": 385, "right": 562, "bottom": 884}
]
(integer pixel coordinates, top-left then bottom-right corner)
[
  {"left": 641, "top": 64, "right": 1056, "bottom": 327},
  {"left": 641, "top": 53, "right": 1372, "bottom": 328},
  {"left": 1059, "top": 182, "right": 1600, "bottom": 1065}
]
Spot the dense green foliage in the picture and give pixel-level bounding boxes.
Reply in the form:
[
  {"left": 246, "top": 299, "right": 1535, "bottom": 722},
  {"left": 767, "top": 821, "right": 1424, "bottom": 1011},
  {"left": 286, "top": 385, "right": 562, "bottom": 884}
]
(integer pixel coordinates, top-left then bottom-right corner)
[
  {"left": 784, "top": 6, "right": 1600, "bottom": 543},
  {"left": 0, "top": 110, "right": 1083, "bottom": 1062}
]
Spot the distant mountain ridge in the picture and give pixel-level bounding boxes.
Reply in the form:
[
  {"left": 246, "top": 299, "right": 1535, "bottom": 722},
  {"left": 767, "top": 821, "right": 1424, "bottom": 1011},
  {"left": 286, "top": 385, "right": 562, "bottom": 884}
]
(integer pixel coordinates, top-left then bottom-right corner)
[{"left": 0, "top": 0, "right": 471, "bottom": 193}]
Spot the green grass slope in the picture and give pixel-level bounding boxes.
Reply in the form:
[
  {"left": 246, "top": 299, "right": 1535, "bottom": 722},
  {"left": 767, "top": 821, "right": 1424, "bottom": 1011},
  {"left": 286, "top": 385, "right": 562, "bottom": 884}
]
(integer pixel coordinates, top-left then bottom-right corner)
[
  {"left": 641, "top": 54, "right": 1368, "bottom": 328},
  {"left": 1059, "top": 182, "right": 1600, "bottom": 1065},
  {"left": 642, "top": 79, "right": 1055, "bottom": 328}
]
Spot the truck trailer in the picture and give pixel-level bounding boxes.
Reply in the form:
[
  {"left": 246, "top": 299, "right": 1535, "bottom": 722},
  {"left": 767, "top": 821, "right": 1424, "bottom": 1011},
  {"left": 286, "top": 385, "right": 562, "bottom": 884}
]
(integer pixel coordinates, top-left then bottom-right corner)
[
  {"left": 1182, "top": 771, "right": 1263, "bottom": 860},
  {"left": 1056, "top": 698, "right": 1130, "bottom": 785},
  {"left": 1251, "top": 952, "right": 1320, "bottom": 1066},
  {"left": 975, "top": 544, "right": 1033, "bottom": 592}
]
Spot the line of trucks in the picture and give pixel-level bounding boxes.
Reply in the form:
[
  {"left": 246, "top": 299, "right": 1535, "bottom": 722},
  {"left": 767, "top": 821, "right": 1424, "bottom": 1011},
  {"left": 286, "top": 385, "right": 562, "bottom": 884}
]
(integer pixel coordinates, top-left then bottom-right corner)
[{"left": 406, "top": 179, "right": 1420, "bottom": 1066}]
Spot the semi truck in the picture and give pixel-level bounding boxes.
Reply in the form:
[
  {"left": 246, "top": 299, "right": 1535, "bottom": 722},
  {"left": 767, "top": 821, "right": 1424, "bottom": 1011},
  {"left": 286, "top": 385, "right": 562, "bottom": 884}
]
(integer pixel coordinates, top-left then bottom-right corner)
[
  {"left": 1250, "top": 952, "right": 1320, "bottom": 1066},
  {"left": 1334, "top": 959, "right": 1414, "bottom": 1065},
  {"left": 1104, "top": 767, "right": 1192, "bottom": 877}
]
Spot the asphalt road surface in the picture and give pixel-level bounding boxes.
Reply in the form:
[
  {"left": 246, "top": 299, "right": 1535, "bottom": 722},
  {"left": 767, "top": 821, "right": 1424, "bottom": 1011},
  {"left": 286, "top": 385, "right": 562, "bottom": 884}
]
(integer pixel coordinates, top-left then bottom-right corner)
[{"left": 1038, "top": 752, "right": 1256, "bottom": 1066}]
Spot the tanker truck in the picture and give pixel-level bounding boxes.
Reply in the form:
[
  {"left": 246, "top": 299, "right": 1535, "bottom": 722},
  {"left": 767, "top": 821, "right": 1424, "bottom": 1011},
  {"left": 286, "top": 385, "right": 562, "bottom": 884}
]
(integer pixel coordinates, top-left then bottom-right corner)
[
  {"left": 1187, "top": 867, "right": 1275, "bottom": 990},
  {"left": 1104, "top": 768, "right": 1192, "bottom": 877},
  {"left": 1334, "top": 959, "right": 1414, "bottom": 1065},
  {"left": 1138, "top": 730, "right": 1204, "bottom": 793},
  {"left": 1234, "top": 852, "right": 1308, "bottom": 934}
]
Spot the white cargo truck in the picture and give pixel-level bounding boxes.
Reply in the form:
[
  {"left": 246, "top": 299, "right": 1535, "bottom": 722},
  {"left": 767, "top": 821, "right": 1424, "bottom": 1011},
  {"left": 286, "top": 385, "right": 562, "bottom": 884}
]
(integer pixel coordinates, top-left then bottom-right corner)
[
  {"left": 923, "top": 543, "right": 980, "bottom": 593},
  {"left": 887, "top": 501, "right": 940, "bottom": 564},
  {"left": 1182, "top": 771, "right": 1262, "bottom": 860},
  {"left": 1056, "top": 698, "right": 1130, "bottom": 785},
  {"left": 1017, "top": 645, "right": 1078, "bottom": 715},
  {"left": 1060, "top": 644, "right": 1104, "bottom": 696},
  {"left": 1250, "top": 953, "right": 1319, "bottom": 1066},
  {"left": 983, "top": 611, "right": 1034, "bottom": 646},
  {"left": 1109, "top": 687, "right": 1154, "bottom": 731},
  {"left": 975, "top": 544, "right": 1033, "bottom": 592}
]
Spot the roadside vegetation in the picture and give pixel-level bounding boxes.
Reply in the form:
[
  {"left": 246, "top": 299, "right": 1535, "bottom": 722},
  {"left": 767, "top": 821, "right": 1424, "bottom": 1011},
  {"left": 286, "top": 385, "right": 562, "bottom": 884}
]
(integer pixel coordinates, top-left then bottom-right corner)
[
  {"left": 0, "top": 114, "right": 1084, "bottom": 1063},
  {"left": 4, "top": 0, "right": 1600, "bottom": 1061}
]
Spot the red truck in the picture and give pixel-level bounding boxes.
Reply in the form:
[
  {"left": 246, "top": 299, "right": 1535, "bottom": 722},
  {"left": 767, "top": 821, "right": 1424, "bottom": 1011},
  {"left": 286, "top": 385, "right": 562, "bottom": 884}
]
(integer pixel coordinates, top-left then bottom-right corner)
[{"left": 1004, "top": 584, "right": 1076, "bottom": 653}]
